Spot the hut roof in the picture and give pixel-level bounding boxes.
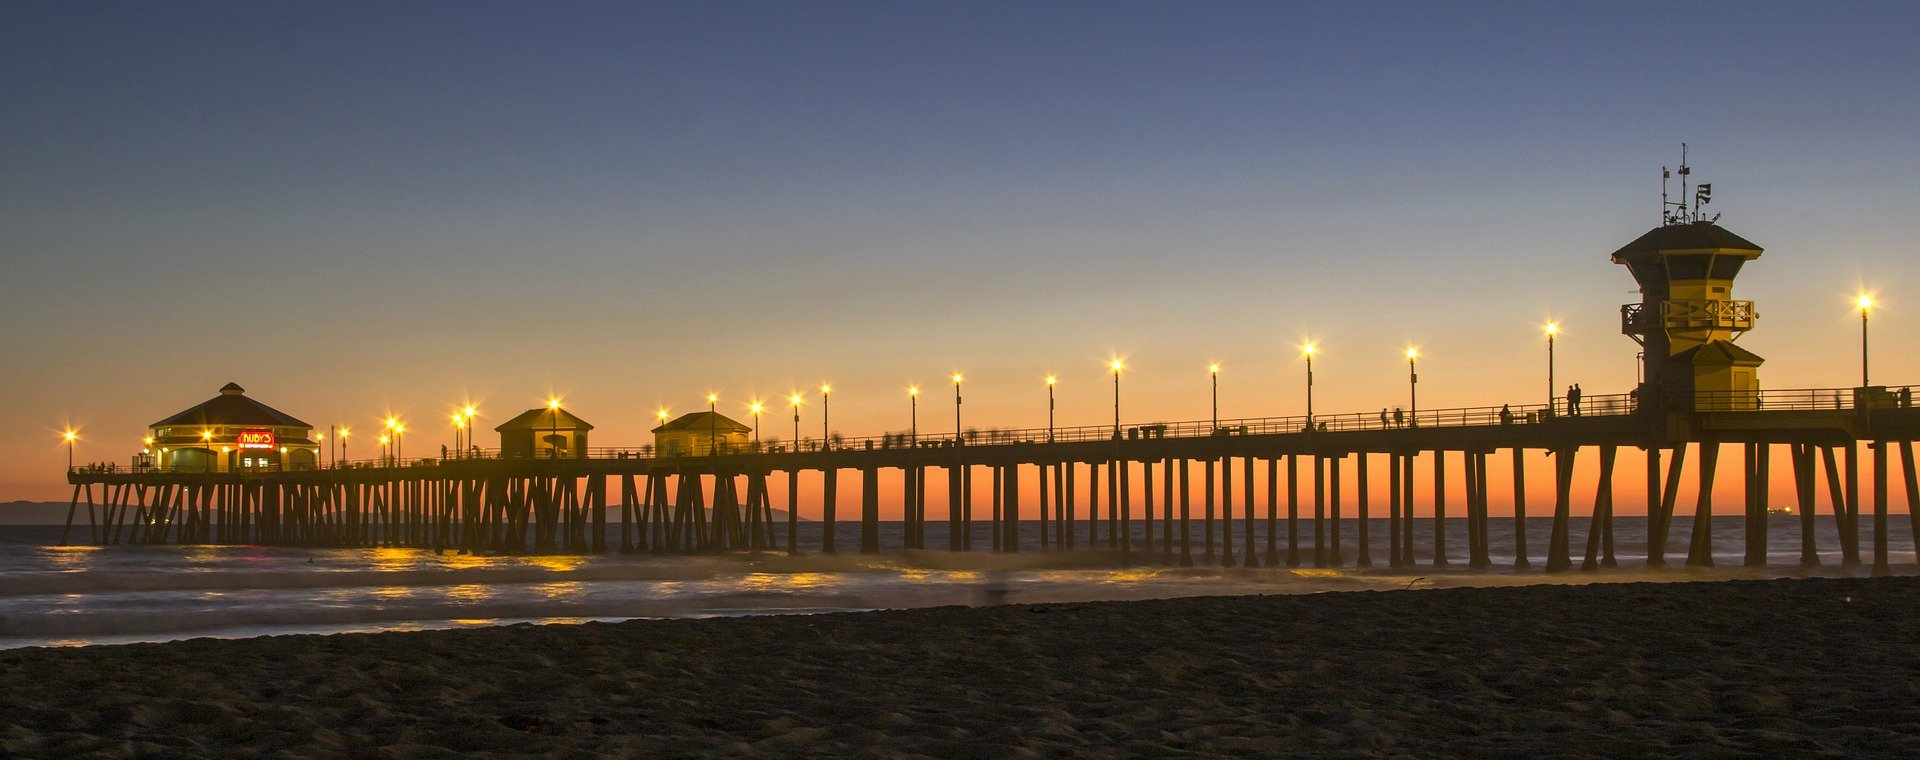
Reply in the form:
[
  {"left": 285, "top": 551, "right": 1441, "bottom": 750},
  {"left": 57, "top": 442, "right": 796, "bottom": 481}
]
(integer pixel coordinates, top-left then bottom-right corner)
[
  {"left": 1677, "top": 339, "right": 1766, "bottom": 366},
  {"left": 149, "top": 383, "right": 312, "bottom": 429},
  {"left": 651, "top": 411, "right": 752, "bottom": 434},
  {"left": 495, "top": 407, "right": 596, "bottom": 432}
]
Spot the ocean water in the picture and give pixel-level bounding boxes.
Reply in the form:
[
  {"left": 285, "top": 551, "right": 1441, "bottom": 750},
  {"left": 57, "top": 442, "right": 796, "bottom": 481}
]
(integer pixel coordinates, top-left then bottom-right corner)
[{"left": 1, "top": 516, "right": 1911, "bottom": 649}]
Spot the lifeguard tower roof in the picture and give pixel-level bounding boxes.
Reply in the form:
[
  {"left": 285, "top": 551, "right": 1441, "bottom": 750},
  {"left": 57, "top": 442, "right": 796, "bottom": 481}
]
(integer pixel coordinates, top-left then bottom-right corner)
[
  {"left": 149, "top": 382, "right": 311, "bottom": 429},
  {"left": 1609, "top": 220, "right": 1762, "bottom": 265}
]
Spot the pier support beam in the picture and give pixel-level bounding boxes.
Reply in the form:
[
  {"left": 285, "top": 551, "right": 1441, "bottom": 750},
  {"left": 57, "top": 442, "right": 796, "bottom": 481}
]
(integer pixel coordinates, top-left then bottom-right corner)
[{"left": 1686, "top": 442, "right": 1722, "bottom": 567}]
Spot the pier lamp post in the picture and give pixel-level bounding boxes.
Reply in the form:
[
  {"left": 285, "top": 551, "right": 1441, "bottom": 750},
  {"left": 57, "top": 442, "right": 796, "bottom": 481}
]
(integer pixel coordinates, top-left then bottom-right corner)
[
  {"left": 1110, "top": 359, "right": 1124, "bottom": 440},
  {"left": 1302, "top": 343, "right": 1317, "bottom": 428},
  {"left": 380, "top": 435, "right": 391, "bottom": 464},
  {"left": 751, "top": 402, "right": 764, "bottom": 449},
  {"left": 338, "top": 428, "right": 348, "bottom": 466},
  {"left": 820, "top": 384, "right": 831, "bottom": 450},
  {"left": 1406, "top": 348, "right": 1420, "bottom": 426},
  {"left": 1209, "top": 363, "right": 1220, "bottom": 432},
  {"left": 707, "top": 393, "right": 719, "bottom": 456},
  {"left": 908, "top": 386, "right": 918, "bottom": 446},
  {"left": 143, "top": 436, "right": 154, "bottom": 469},
  {"left": 313, "top": 432, "right": 324, "bottom": 468},
  {"left": 451, "top": 413, "right": 465, "bottom": 458},
  {"left": 547, "top": 398, "right": 562, "bottom": 459},
  {"left": 463, "top": 406, "right": 478, "bottom": 457},
  {"left": 1858, "top": 294, "right": 1873, "bottom": 387},
  {"left": 202, "top": 429, "right": 214, "bottom": 472},
  {"left": 1545, "top": 322, "right": 1558, "bottom": 414},
  {"left": 952, "top": 374, "right": 963, "bottom": 445},
  {"left": 788, "top": 394, "right": 802, "bottom": 452},
  {"left": 62, "top": 430, "right": 76, "bottom": 471},
  {"left": 394, "top": 424, "right": 405, "bottom": 465},
  {"left": 1046, "top": 376, "right": 1057, "bottom": 443}
]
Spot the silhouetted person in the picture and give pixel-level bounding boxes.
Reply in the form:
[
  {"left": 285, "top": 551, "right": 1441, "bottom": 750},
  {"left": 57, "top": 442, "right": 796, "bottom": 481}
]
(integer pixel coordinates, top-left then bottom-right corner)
[
  {"left": 1499, "top": 404, "right": 1513, "bottom": 425},
  {"left": 1568, "top": 384, "right": 1582, "bottom": 416},
  {"left": 1393, "top": 407, "right": 1404, "bottom": 428},
  {"left": 1903, "top": 387, "right": 1913, "bottom": 408},
  {"left": 1379, "top": 409, "right": 1389, "bottom": 428}
]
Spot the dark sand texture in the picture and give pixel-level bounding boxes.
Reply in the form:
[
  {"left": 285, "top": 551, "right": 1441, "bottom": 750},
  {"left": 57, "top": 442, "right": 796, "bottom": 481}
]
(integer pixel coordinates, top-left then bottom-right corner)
[{"left": 2, "top": 576, "right": 1917, "bottom": 758}]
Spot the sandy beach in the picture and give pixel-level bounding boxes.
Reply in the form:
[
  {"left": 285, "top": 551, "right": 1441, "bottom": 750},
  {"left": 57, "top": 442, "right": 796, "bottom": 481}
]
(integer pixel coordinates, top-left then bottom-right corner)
[{"left": 0, "top": 575, "right": 1915, "bottom": 757}]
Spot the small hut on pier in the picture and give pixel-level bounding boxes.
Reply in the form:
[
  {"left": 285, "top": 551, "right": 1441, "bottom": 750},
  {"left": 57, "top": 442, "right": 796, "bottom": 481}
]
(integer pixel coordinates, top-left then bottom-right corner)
[
  {"left": 496, "top": 407, "right": 594, "bottom": 458},
  {"left": 148, "top": 382, "right": 319, "bottom": 472},
  {"left": 652, "top": 412, "right": 751, "bottom": 457}
]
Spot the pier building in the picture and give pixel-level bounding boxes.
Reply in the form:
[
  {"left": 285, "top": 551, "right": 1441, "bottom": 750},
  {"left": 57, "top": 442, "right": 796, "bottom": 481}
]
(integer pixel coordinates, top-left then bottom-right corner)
[
  {"left": 496, "top": 404, "right": 593, "bottom": 458},
  {"left": 653, "top": 412, "right": 751, "bottom": 457},
  {"left": 146, "top": 383, "right": 319, "bottom": 472}
]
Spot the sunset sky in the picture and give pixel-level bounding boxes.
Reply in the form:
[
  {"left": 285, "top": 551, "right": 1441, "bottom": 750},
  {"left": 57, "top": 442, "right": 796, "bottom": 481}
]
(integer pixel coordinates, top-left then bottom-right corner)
[{"left": 4, "top": 1, "right": 1918, "bottom": 503}]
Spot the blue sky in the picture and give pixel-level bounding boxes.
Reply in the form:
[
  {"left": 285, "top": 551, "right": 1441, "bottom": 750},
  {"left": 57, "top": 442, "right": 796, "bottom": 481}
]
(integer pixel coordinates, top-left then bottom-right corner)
[{"left": 3, "top": 1, "right": 1917, "bottom": 498}]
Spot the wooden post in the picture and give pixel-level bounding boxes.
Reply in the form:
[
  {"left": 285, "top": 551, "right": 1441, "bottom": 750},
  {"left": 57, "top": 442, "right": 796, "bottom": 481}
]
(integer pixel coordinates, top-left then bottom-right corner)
[
  {"left": 1902, "top": 440, "right": 1920, "bottom": 566},
  {"left": 1872, "top": 441, "right": 1889, "bottom": 575},
  {"left": 861, "top": 466, "right": 880, "bottom": 553},
  {"left": 990, "top": 465, "right": 1003, "bottom": 552},
  {"left": 1287, "top": 454, "right": 1301, "bottom": 567},
  {"left": 1547, "top": 447, "right": 1575, "bottom": 572},
  {"left": 1203, "top": 458, "right": 1217, "bottom": 564},
  {"left": 1514, "top": 447, "right": 1530, "bottom": 569},
  {"left": 1432, "top": 449, "right": 1447, "bottom": 566},
  {"left": 788, "top": 468, "right": 801, "bottom": 556},
  {"left": 949, "top": 464, "right": 964, "bottom": 552},
  {"left": 1039, "top": 463, "right": 1051, "bottom": 551},
  {"left": 1242, "top": 456, "right": 1257, "bottom": 568},
  {"left": 905, "top": 463, "right": 921, "bottom": 550},
  {"left": 1087, "top": 461, "right": 1100, "bottom": 548},
  {"left": 1464, "top": 451, "right": 1484, "bottom": 568},
  {"left": 1820, "top": 446, "right": 1850, "bottom": 564},
  {"left": 1388, "top": 452, "right": 1403, "bottom": 567},
  {"left": 1005, "top": 463, "right": 1021, "bottom": 553},
  {"left": 1328, "top": 454, "right": 1342, "bottom": 566},
  {"left": 1743, "top": 444, "right": 1763, "bottom": 567},
  {"left": 1116, "top": 457, "right": 1129, "bottom": 560},
  {"left": 1583, "top": 445, "right": 1616, "bottom": 571},
  {"left": 1686, "top": 442, "right": 1721, "bottom": 567},
  {"left": 1141, "top": 458, "right": 1155, "bottom": 555},
  {"left": 1178, "top": 458, "right": 1193, "bottom": 566},
  {"left": 1064, "top": 462, "right": 1076, "bottom": 551},
  {"left": 1265, "top": 457, "right": 1280, "bottom": 567},
  {"left": 1220, "top": 457, "right": 1234, "bottom": 567},
  {"left": 1844, "top": 444, "right": 1862, "bottom": 565},
  {"left": 591, "top": 474, "right": 608, "bottom": 554},
  {"left": 1355, "top": 452, "right": 1371, "bottom": 568},
  {"left": 1311, "top": 455, "right": 1324, "bottom": 567},
  {"left": 1400, "top": 452, "right": 1416, "bottom": 566},
  {"left": 1107, "top": 457, "right": 1119, "bottom": 549},
  {"left": 821, "top": 467, "right": 838, "bottom": 554},
  {"left": 1793, "top": 444, "right": 1817, "bottom": 565}
]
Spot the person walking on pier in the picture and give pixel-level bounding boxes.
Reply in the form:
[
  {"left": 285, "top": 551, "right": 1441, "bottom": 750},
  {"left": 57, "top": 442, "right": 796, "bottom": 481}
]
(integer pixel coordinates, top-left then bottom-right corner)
[
  {"left": 1567, "top": 384, "right": 1582, "bottom": 416},
  {"left": 1393, "top": 407, "right": 1404, "bottom": 428},
  {"left": 1499, "top": 404, "right": 1513, "bottom": 425}
]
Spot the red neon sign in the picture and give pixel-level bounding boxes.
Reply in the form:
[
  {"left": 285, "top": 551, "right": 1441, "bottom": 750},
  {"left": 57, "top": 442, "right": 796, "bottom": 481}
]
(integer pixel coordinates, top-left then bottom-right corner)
[{"left": 237, "top": 430, "right": 276, "bottom": 450}]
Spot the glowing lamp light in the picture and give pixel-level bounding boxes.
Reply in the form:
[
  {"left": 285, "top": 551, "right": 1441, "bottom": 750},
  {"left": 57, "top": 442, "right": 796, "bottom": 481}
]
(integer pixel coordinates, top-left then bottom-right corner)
[
  {"left": 1859, "top": 294, "right": 1874, "bottom": 311},
  {"left": 951, "top": 373, "right": 963, "bottom": 384},
  {"left": 1545, "top": 321, "right": 1559, "bottom": 336},
  {"left": 750, "top": 402, "right": 764, "bottom": 415},
  {"left": 707, "top": 393, "right": 718, "bottom": 404},
  {"left": 1109, "top": 359, "right": 1124, "bottom": 373},
  {"left": 820, "top": 383, "right": 831, "bottom": 394},
  {"left": 1406, "top": 347, "right": 1419, "bottom": 360},
  {"left": 1303, "top": 343, "right": 1316, "bottom": 357},
  {"left": 1208, "top": 362, "right": 1220, "bottom": 375},
  {"left": 547, "top": 398, "right": 561, "bottom": 410},
  {"left": 789, "top": 394, "right": 803, "bottom": 406},
  {"left": 908, "top": 385, "right": 919, "bottom": 397},
  {"left": 1046, "top": 375, "right": 1056, "bottom": 387},
  {"left": 62, "top": 430, "right": 77, "bottom": 443}
]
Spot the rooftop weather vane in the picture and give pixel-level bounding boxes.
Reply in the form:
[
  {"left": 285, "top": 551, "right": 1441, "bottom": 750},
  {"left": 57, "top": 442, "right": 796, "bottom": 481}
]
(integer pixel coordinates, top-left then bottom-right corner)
[{"left": 1661, "top": 143, "right": 1718, "bottom": 226}]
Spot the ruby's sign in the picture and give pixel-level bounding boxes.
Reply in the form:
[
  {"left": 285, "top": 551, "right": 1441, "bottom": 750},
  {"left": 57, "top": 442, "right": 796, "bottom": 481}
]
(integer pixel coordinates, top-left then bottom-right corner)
[{"left": 237, "top": 430, "right": 276, "bottom": 450}]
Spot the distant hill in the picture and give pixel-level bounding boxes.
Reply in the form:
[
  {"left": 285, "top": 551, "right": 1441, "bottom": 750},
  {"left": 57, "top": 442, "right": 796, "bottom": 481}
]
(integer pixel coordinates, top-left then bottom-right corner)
[
  {"left": 0, "top": 501, "right": 76, "bottom": 525},
  {"left": 0, "top": 500, "right": 813, "bottom": 525}
]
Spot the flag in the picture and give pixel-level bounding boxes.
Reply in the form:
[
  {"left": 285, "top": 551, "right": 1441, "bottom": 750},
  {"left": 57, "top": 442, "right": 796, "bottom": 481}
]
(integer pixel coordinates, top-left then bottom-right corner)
[{"left": 1695, "top": 183, "right": 1712, "bottom": 204}]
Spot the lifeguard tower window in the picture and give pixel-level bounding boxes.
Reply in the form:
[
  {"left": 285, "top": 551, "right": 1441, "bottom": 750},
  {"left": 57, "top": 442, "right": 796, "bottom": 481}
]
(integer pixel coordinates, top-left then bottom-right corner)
[
  {"left": 1667, "top": 255, "right": 1711, "bottom": 279},
  {"left": 1710, "top": 257, "right": 1745, "bottom": 279}
]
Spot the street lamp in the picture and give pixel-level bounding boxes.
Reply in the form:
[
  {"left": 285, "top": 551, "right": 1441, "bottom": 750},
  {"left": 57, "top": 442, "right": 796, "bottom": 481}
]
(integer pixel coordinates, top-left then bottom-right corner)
[
  {"left": 394, "top": 423, "right": 405, "bottom": 464},
  {"left": 1545, "top": 322, "right": 1558, "bottom": 413},
  {"left": 1110, "top": 359, "right": 1124, "bottom": 439},
  {"left": 1859, "top": 294, "right": 1873, "bottom": 387},
  {"left": 787, "top": 394, "right": 802, "bottom": 451},
  {"left": 463, "top": 406, "right": 478, "bottom": 457},
  {"left": 1209, "top": 363, "right": 1220, "bottom": 432},
  {"left": 707, "top": 393, "right": 718, "bottom": 456},
  {"left": 547, "top": 398, "right": 562, "bottom": 458},
  {"left": 451, "top": 412, "right": 465, "bottom": 457},
  {"left": 1406, "top": 347, "right": 1420, "bottom": 425},
  {"left": 379, "top": 435, "right": 391, "bottom": 464},
  {"left": 62, "top": 430, "right": 76, "bottom": 471},
  {"left": 908, "top": 386, "right": 919, "bottom": 446},
  {"left": 1302, "top": 343, "right": 1316, "bottom": 427},
  {"left": 384, "top": 417, "right": 399, "bottom": 465},
  {"left": 750, "top": 401, "right": 764, "bottom": 449},
  {"left": 338, "top": 428, "right": 349, "bottom": 466},
  {"left": 820, "top": 384, "right": 831, "bottom": 450},
  {"left": 1045, "top": 375, "right": 1057, "bottom": 443},
  {"left": 952, "top": 374, "right": 963, "bottom": 445}
]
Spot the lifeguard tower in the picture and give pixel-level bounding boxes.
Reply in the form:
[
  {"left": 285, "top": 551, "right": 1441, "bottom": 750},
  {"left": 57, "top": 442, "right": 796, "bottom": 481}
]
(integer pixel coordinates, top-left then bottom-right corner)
[{"left": 1614, "top": 149, "right": 1764, "bottom": 412}]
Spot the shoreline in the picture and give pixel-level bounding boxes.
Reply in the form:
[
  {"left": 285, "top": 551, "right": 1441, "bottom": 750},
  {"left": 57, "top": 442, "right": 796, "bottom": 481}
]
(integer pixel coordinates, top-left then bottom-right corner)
[{"left": 3, "top": 575, "right": 1917, "bottom": 757}]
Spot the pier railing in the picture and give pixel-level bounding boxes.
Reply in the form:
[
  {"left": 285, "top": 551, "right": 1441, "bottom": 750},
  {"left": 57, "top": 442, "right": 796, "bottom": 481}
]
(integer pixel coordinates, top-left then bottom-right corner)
[{"left": 71, "top": 385, "right": 1918, "bottom": 475}]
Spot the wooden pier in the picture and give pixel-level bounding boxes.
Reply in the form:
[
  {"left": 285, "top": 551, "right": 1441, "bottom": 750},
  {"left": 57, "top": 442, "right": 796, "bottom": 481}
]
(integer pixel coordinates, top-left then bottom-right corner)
[{"left": 62, "top": 387, "right": 1920, "bottom": 574}]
